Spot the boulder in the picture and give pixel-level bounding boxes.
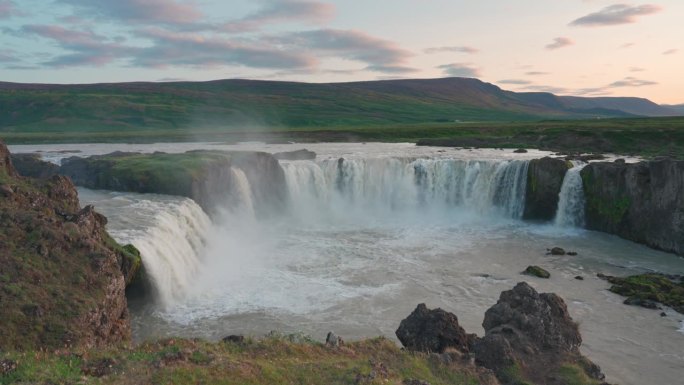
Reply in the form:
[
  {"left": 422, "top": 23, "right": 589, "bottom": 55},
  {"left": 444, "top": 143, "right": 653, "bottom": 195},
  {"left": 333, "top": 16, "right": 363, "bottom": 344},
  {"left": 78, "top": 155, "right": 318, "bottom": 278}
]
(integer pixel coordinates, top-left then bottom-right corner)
[
  {"left": 395, "top": 303, "right": 472, "bottom": 353},
  {"left": 522, "top": 265, "right": 550, "bottom": 279},
  {"left": 581, "top": 159, "right": 684, "bottom": 255},
  {"left": 325, "top": 331, "right": 343, "bottom": 347},
  {"left": 523, "top": 157, "right": 569, "bottom": 221},
  {"left": 273, "top": 149, "right": 316, "bottom": 161},
  {"left": 549, "top": 247, "right": 566, "bottom": 255},
  {"left": 474, "top": 283, "right": 606, "bottom": 384}
]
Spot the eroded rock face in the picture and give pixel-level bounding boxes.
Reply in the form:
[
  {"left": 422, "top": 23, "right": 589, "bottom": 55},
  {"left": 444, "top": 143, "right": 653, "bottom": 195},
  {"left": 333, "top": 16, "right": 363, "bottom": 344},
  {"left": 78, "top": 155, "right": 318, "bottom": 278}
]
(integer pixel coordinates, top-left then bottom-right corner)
[
  {"left": 0, "top": 140, "right": 132, "bottom": 350},
  {"left": 10, "top": 153, "right": 60, "bottom": 179},
  {"left": 273, "top": 149, "right": 316, "bottom": 161},
  {"left": 523, "top": 157, "right": 569, "bottom": 221},
  {"left": 581, "top": 159, "right": 684, "bottom": 255},
  {"left": 395, "top": 303, "right": 473, "bottom": 353}
]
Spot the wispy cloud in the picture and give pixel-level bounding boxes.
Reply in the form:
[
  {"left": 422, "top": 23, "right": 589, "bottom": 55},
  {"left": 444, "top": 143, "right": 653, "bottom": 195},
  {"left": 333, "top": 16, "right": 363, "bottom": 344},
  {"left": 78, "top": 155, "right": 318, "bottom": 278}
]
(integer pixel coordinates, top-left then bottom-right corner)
[
  {"left": 271, "top": 29, "right": 416, "bottom": 73},
  {"left": 57, "top": 0, "right": 204, "bottom": 25},
  {"left": 570, "top": 4, "right": 662, "bottom": 27},
  {"left": 424, "top": 46, "right": 479, "bottom": 54},
  {"left": 525, "top": 71, "right": 549, "bottom": 76},
  {"left": 663, "top": 48, "right": 678, "bottom": 55},
  {"left": 220, "top": 0, "right": 335, "bottom": 33},
  {"left": 497, "top": 79, "right": 532, "bottom": 85},
  {"left": 437, "top": 63, "right": 481, "bottom": 78},
  {"left": 545, "top": 37, "right": 574, "bottom": 50},
  {"left": 620, "top": 42, "right": 635, "bottom": 48},
  {"left": 609, "top": 76, "right": 657, "bottom": 87},
  {"left": 629, "top": 67, "right": 645, "bottom": 72},
  {"left": 0, "top": 0, "right": 21, "bottom": 19}
]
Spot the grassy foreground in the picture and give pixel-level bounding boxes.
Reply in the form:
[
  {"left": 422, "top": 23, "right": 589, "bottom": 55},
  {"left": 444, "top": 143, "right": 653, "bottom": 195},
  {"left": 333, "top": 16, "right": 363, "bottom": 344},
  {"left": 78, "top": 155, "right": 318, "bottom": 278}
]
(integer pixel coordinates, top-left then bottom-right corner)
[{"left": 0, "top": 335, "right": 498, "bottom": 385}]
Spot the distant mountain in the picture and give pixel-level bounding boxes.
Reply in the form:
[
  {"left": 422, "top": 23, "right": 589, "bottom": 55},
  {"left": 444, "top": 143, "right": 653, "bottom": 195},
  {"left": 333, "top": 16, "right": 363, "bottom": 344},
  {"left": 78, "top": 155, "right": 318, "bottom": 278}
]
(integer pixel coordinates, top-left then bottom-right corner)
[
  {"left": 0, "top": 77, "right": 677, "bottom": 133},
  {"left": 663, "top": 104, "right": 684, "bottom": 115}
]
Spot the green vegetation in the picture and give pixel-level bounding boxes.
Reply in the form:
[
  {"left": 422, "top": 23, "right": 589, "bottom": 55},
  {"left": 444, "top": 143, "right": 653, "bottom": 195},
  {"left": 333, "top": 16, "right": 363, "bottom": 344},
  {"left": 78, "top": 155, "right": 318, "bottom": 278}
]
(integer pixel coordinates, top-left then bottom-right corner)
[
  {"left": 607, "top": 273, "right": 684, "bottom": 314},
  {"left": 523, "top": 266, "right": 551, "bottom": 279},
  {"left": 554, "top": 364, "right": 603, "bottom": 385},
  {"left": 0, "top": 336, "right": 492, "bottom": 385}
]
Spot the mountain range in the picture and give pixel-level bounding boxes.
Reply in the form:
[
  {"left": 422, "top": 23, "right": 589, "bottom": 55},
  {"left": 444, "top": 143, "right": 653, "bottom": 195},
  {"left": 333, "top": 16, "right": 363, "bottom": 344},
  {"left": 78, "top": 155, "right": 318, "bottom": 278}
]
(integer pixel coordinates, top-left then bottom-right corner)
[{"left": 0, "top": 77, "right": 680, "bottom": 133}]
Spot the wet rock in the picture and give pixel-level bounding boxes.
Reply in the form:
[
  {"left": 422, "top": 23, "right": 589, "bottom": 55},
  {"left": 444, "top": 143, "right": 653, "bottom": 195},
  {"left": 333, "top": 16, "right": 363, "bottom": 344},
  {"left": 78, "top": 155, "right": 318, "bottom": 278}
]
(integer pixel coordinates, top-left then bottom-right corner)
[
  {"left": 574, "top": 276, "right": 584, "bottom": 281},
  {"left": 548, "top": 247, "right": 566, "bottom": 255},
  {"left": 396, "top": 303, "right": 472, "bottom": 353},
  {"left": 523, "top": 157, "right": 569, "bottom": 221},
  {"left": 623, "top": 297, "right": 660, "bottom": 309},
  {"left": 660, "top": 312, "right": 667, "bottom": 317},
  {"left": 606, "top": 273, "right": 684, "bottom": 314},
  {"left": 567, "top": 251, "right": 578, "bottom": 256},
  {"left": 522, "top": 265, "right": 550, "bottom": 279},
  {"left": 513, "top": 148, "right": 528, "bottom": 153},
  {"left": 581, "top": 159, "right": 684, "bottom": 255},
  {"left": 273, "top": 149, "right": 316, "bottom": 161}
]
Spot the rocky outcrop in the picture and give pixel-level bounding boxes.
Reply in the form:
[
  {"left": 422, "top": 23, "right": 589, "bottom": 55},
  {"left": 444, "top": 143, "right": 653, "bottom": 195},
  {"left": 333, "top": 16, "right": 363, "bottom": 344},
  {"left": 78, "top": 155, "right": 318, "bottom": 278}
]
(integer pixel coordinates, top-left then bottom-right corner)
[
  {"left": 601, "top": 273, "right": 684, "bottom": 314},
  {"left": 523, "top": 157, "right": 569, "bottom": 220},
  {"left": 0, "top": 140, "right": 134, "bottom": 350},
  {"left": 581, "top": 159, "right": 684, "bottom": 255},
  {"left": 395, "top": 304, "right": 474, "bottom": 353},
  {"left": 10, "top": 153, "right": 60, "bottom": 179},
  {"left": 273, "top": 149, "right": 316, "bottom": 161},
  {"left": 522, "top": 265, "right": 550, "bottom": 278},
  {"left": 60, "top": 150, "right": 288, "bottom": 217},
  {"left": 397, "top": 283, "right": 608, "bottom": 385}
]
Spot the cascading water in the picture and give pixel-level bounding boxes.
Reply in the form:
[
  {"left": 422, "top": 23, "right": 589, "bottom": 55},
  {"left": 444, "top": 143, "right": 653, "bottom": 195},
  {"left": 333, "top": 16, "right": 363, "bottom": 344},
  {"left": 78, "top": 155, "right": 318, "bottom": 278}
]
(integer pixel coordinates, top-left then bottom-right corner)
[
  {"left": 281, "top": 158, "right": 529, "bottom": 219},
  {"left": 554, "top": 163, "right": 587, "bottom": 227}
]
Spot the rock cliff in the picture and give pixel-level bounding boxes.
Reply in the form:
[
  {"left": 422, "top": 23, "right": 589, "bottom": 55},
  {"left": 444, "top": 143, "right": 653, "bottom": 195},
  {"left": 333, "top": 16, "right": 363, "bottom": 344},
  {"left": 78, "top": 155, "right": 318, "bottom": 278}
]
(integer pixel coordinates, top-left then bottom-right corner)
[
  {"left": 581, "top": 159, "right": 684, "bottom": 255},
  {"left": 523, "top": 157, "right": 569, "bottom": 220},
  {"left": 0, "top": 140, "right": 136, "bottom": 350}
]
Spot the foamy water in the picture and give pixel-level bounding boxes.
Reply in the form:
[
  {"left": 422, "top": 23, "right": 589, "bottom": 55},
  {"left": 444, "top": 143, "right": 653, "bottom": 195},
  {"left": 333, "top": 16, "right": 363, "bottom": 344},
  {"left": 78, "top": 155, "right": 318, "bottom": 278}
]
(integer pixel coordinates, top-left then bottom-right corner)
[{"left": 12, "top": 142, "right": 683, "bottom": 385}]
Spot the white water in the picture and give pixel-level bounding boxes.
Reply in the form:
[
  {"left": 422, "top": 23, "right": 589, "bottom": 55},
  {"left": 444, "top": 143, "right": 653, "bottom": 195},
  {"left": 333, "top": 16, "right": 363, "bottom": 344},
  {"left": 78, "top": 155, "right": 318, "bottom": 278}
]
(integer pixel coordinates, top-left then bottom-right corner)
[
  {"left": 13, "top": 142, "right": 682, "bottom": 385},
  {"left": 282, "top": 158, "right": 529, "bottom": 220},
  {"left": 555, "top": 163, "right": 588, "bottom": 227}
]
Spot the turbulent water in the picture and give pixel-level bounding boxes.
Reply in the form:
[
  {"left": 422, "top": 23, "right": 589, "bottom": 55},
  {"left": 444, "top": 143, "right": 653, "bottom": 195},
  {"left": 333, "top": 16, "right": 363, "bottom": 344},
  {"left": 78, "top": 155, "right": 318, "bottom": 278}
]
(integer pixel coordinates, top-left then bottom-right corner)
[{"left": 11, "top": 142, "right": 684, "bottom": 385}]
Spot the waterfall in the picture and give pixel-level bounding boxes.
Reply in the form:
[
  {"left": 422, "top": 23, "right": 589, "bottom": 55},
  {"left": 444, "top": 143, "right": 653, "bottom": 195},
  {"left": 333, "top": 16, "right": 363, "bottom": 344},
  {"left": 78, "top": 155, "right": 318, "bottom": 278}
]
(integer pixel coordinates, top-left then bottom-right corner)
[
  {"left": 281, "top": 158, "right": 529, "bottom": 219},
  {"left": 554, "top": 163, "right": 587, "bottom": 227},
  {"left": 119, "top": 199, "right": 212, "bottom": 308},
  {"left": 229, "top": 167, "right": 255, "bottom": 217}
]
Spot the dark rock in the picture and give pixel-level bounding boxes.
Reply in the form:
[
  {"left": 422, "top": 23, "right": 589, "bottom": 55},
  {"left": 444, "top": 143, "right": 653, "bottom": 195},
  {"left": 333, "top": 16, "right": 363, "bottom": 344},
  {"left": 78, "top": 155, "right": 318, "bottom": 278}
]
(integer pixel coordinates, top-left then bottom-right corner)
[
  {"left": 581, "top": 159, "right": 684, "bottom": 255},
  {"left": 564, "top": 153, "right": 606, "bottom": 162},
  {"left": 660, "top": 312, "right": 667, "bottom": 317},
  {"left": 10, "top": 153, "right": 60, "bottom": 179},
  {"left": 522, "top": 265, "right": 550, "bottom": 279},
  {"left": 222, "top": 335, "right": 245, "bottom": 344},
  {"left": 513, "top": 148, "right": 528, "bottom": 153},
  {"left": 548, "top": 247, "right": 566, "bottom": 255},
  {"left": 523, "top": 157, "right": 569, "bottom": 221},
  {"left": 396, "top": 303, "right": 471, "bottom": 353},
  {"left": 325, "top": 331, "right": 343, "bottom": 347},
  {"left": 474, "top": 282, "right": 604, "bottom": 383},
  {"left": 614, "top": 158, "right": 626, "bottom": 164},
  {"left": 0, "top": 140, "right": 17, "bottom": 177},
  {"left": 607, "top": 273, "right": 684, "bottom": 314},
  {"left": 567, "top": 251, "right": 578, "bottom": 256},
  {"left": 574, "top": 276, "right": 584, "bottom": 281},
  {"left": 623, "top": 297, "right": 660, "bottom": 309},
  {"left": 273, "top": 149, "right": 316, "bottom": 160}
]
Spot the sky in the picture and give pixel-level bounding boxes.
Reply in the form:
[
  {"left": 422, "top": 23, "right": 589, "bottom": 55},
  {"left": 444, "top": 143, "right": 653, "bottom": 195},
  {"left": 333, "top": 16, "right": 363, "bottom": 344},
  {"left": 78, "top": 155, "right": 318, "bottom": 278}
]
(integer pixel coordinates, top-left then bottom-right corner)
[{"left": 0, "top": 0, "right": 682, "bottom": 104}]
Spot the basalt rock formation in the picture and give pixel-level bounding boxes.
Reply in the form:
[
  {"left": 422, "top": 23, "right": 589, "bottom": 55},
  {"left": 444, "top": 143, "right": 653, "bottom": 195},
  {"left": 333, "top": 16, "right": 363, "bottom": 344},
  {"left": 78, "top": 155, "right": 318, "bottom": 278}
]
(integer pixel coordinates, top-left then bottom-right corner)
[
  {"left": 59, "top": 150, "right": 288, "bottom": 217},
  {"left": 10, "top": 153, "right": 60, "bottom": 179},
  {"left": 0, "top": 140, "right": 138, "bottom": 350},
  {"left": 581, "top": 158, "right": 684, "bottom": 255},
  {"left": 397, "top": 282, "right": 608, "bottom": 385},
  {"left": 523, "top": 157, "right": 570, "bottom": 221},
  {"left": 395, "top": 303, "right": 475, "bottom": 353}
]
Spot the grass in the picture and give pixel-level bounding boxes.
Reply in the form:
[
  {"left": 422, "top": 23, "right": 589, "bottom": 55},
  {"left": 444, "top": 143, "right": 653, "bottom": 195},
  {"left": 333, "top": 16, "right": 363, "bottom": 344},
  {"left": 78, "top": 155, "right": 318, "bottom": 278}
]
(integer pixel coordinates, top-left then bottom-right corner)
[
  {"left": 3, "top": 117, "right": 684, "bottom": 158},
  {"left": 0, "top": 336, "right": 492, "bottom": 385}
]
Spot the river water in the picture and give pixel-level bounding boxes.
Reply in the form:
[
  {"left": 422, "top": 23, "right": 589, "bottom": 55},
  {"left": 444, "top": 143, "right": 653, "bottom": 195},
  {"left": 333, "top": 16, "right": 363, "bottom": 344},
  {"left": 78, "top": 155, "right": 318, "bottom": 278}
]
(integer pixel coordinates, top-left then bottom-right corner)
[{"left": 10, "top": 142, "right": 684, "bottom": 385}]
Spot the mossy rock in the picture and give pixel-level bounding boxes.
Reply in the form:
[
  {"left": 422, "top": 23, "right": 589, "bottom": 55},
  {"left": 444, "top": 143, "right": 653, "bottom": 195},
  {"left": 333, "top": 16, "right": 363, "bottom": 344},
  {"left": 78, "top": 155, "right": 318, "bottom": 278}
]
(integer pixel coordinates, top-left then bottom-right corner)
[
  {"left": 522, "top": 265, "right": 551, "bottom": 279},
  {"left": 607, "top": 273, "right": 684, "bottom": 314}
]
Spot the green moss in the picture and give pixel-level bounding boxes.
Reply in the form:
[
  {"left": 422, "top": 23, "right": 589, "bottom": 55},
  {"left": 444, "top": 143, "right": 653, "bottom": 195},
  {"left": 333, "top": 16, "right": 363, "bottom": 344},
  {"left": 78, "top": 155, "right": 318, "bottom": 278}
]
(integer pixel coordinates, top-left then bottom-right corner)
[
  {"left": 608, "top": 273, "right": 684, "bottom": 313},
  {"left": 498, "top": 364, "right": 533, "bottom": 385},
  {"left": 555, "top": 364, "right": 602, "bottom": 385},
  {"left": 523, "top": 265, "right": 551, "bottom": 279}
]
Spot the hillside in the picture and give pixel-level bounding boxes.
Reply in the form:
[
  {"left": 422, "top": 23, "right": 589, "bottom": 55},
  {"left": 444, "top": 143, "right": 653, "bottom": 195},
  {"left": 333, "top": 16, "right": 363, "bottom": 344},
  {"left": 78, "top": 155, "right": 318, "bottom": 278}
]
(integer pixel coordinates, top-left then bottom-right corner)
[{"left": 0, "top": 77, "right": 678, "bottom": 135}]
